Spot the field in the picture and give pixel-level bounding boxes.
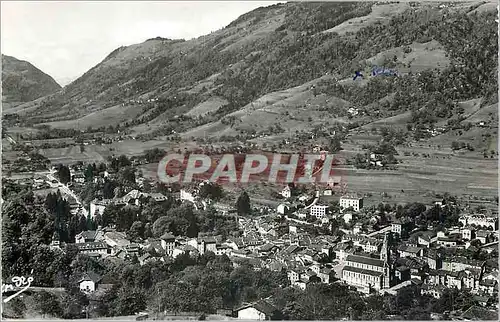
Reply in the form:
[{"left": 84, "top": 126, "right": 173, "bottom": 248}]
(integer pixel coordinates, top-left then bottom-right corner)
[
  {"left": 322, "top": 2, "right": 412, "bottom": 36},
  {"left": 185, "top": 96, "right": 229, "bottom": 117},
  {"left": 37, "top": 139, "right": 177, "bottom": 165},
  {"left": 41, "top": 103, "right": 146, "bottom": 130},
  {"left": 137, "top": 138, "right": 497, "bottom": 207}
]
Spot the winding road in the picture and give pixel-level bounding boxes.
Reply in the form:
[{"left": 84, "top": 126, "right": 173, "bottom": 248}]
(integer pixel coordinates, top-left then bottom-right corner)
[{"left": 46, "top": 172, "right": 89, "bottom": 217}]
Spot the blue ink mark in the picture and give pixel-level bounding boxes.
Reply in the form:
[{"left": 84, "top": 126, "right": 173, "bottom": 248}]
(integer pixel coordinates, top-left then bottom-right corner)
[
  {"left": 353, "top": 71, "right": 364, "bottom": 81},
  {"left": 371, "top": 66, "right": 397, "bottom": 77}
]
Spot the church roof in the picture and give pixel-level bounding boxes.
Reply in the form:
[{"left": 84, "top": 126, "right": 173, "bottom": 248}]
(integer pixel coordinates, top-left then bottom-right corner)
[{"left": 346, "top": 254, "right": 385, "bottom": 267}]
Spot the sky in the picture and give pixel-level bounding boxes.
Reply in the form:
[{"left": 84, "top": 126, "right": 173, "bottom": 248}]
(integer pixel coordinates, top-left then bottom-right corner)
[{"left": 1, "top": 1, "right": 279, "bottom": 86}]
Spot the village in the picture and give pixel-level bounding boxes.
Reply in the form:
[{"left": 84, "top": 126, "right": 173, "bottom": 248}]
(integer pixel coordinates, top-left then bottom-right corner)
[{"left": 6, "top": 154, "right": 496, "bottom": 320}]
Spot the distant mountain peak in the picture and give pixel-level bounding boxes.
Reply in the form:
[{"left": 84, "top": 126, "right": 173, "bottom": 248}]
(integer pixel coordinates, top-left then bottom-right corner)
[{"left": 2, "top": 54, "right": 61, "bottom": 105}]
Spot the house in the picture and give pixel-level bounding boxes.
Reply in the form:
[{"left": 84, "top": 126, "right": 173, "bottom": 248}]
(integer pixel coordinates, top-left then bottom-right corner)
[
  {"left": 343, "top": 213, "right": 353, "bottom": 224},
  {"left": 460, "top": 306, "right": 499, "bottom": 321},
  {"left": 180, "top": 188, "right": 196, "bottom": 203},
  {"left": 478, "top": 279, "right": 497, "bottom": 296},
  {"left": 423, "top": 249, "right": 442, "bottom": 270},
  {"left": 318, "top": 267, "right": 335, "bottom": 284},
  {"left": 75, "top": 230, "right": 98, "bottom": 244},
  {"left": 441, "top": 256, "right": 485, "bottom": 273},
  {"left": 327, "top": 176, "right": 342, "bottom": 189},
  {"left": 287, "top": 267, "right": 306, "bottom": 284},
  {"left": 398, "top": 245, "right": 423, "bottom": 258},
  {"left": 236, "top": 300, "right": 282, "bottom": 320},
  {"left": 73, "top": 173, "right": 85, "bottom": 184},
  {"left": 172, "top": 244, "right": 199, "bottom": 259},
  {"left": 258, "top": 243, "right": 278, "bottom": 256},
  {"left": 391, "top": 218, "right": 413, "bottom": 237},
  {"left": 103, "top": 230, "right": 130, "bottom": 248},
  {"left": 216, "top": 244, "right": 232, "bottom": 256},
  {"left": 122, "top": 189, "right": 145, "bottom": 205},
  {"left": 277, "top": 203, "right": 290, "bottom": 215},
  {"left": 281, "top": 186, "right": 291, "bottom": 199},
  {"left": 333, "top": 242, "right": 353, "bottom": 261},
  {"left": 138, "top": 253, "right": 154, "bottom": 266},
  {"left": 89, "top": 199, "right": 114, "bottom": 218},
  {"left": 461, "top": 227, "right": 476, "bottom": 241},
  {"left": 310, "top": 205, "right": 329, "bottom": 219},
  {"left": 348, "top": 107, "right": 359, "bottom": 116},
  {"left": 395, "top": 266, "right": 411, "bottom": 283},
  {"left": 420, "top": 284, "right": 447, "bottom": 299},
  {"left": 149, "top": 192, "right": 168, "bottom": 202},
  {"left": 160, "top": 232, "right": 176, "bottom": 256},
  {"left": 353, "top": 222, "right": 363, "bottom": 235},
  {"left": 476, "top": 230, "right": 492, "bottom": 244},
  {"left": 340, "top": 195, "right": 363, "bottom": 212},
  {"left": 296, "top": 211, "right": 307, "bottom": 220},
  {"left": 76, "top": 242, "right": 109, "bottom": 256},
  {"left": 417, "top": 234, "right": 433, "bottom": 247},
  {"left": 436, "top": 236, "right": 463, "bottom": 248},
  {"left": 459, "top": 214, "right": 497, "bottom": 230},
  {"left": 79, "top": 272, "right": 102, "bottom": 293},
  {"left": 187, "top": 236, "right": 217, "bottom": 255}
]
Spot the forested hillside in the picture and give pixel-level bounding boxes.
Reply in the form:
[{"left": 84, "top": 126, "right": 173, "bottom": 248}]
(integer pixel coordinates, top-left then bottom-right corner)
[
  {"left": 2, "top": 55, "right": 61, "bottom": 107},
  {"left": 11, "top": 1, "right": 496, "bottom": 137}
]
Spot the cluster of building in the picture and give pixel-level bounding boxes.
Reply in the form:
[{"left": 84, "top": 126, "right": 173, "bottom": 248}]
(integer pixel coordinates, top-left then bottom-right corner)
[{"left": 27, "top": 163, "right": 498, "bottom": 319}]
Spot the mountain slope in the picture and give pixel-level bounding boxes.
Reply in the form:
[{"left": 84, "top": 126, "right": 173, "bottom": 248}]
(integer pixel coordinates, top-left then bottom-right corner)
[
  {"left": 9, "top": 1, "right": 498, "bottom": 142},
  {"left": 1, "top": 54, "right": 61, "bottom": 107}
]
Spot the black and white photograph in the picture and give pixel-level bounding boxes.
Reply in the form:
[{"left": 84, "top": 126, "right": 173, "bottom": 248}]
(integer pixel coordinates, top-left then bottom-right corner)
[{"left": 1, "top": 0, "right": 498, "bottom": 320}]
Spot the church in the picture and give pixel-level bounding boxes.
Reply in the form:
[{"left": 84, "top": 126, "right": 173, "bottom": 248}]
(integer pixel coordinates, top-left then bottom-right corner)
[{"left": 341, "top": 233, "right": 392, "bottom": 293}]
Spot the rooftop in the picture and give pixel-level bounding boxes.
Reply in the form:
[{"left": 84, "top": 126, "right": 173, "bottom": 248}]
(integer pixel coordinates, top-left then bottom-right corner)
[
  {"left": 343, "top": 265, "right": 383, "bottom": 277},
  {"left": 346, "top": 254, "right": 384, "bottom": 267}
]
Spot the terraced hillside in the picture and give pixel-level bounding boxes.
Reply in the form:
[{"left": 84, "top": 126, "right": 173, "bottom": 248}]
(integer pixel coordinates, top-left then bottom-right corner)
[{"left": 10, "top": 1, "right": 496, "bottom": 132}]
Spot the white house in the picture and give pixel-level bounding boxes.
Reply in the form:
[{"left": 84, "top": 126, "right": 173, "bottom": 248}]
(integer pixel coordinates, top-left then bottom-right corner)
[
  {"left": 343, "top": 213, "right": 353, "bottom": 223},
  {"left": 310, "top": 205, "right": 329, "bottom": 219},
  {"left": 459, "top": 214, "right": 498, "bottom": 230},
  {"left": 277, "top": 203, "right": 290, "bottom": 215},
  {"left": 180, "top": 189, "right": 196, "bottom": 203},
  {"left": 236, "top": 301, "right": 280, "bottom": 320},
  {"left": 281, "top": 186, "right": 291, "bottom": 199},
  {"left": 75, "top": 242, "right": 108, "bottom": 256},
  {"left": 79, "top": 272, "right": 102, "bottom": 293},
  {"left": 340, "top": 195, "right": 363, "bottom": 212},
  {"left": 160, "top": 232, "right": 176, "bottom": 256},
  {"left": 90, "top": 199, "right": 111, "bottom": 218}
]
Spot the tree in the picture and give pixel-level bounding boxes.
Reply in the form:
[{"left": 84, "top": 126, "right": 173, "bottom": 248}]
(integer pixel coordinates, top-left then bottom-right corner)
[
  {"left": 118, "top": 167, "right": 136, "bottom": 185},
  {"left": 198, "top": 182, "right": 224, "bottom": 200},
  {"left": 236, "top": 191, "right": 251, "bottom": 216},
  {"left": 84, "top": 164, "right": 94, "bottom": 182},
  {"left": 451, "top": 141, "right": 461, "bottom": 150},
  {"left": 8, "top": 297, "right": 26, "bottom": 318},
  {"left": 152, "top": 216, "right": 172, "bottom": 237},
  {"left": 56, "top": 165, "right": 71, "bottom": 184},
  {"left": 328, "top": 136, "right": 342, "bottom": 153},
  {"left": 60, "top": 288, "right": 89, "bottom": 319},
  {"left": 128, "top": 221, "right": 144, "bottom": 241},
  {"left": 103, "top": 180, "right": 116, "bottom": 199},
  {"left": 34, "top": 290, "right": 63, "bottom": 318}
]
